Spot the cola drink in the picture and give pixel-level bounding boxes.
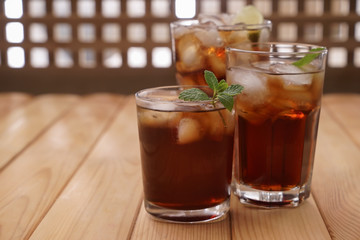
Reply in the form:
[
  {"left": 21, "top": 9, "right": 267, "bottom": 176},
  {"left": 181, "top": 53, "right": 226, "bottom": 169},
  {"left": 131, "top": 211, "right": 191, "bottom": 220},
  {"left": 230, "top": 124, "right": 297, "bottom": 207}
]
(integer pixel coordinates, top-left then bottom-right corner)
[
  {"left": 136, "top": 86, "right": 234, "bottom": 222},
  {"left": 171, "top": 15, "right": 271, "bottom": 85},
  {"left": 227, "top": 43, "right": 327, "bottom": 207}
]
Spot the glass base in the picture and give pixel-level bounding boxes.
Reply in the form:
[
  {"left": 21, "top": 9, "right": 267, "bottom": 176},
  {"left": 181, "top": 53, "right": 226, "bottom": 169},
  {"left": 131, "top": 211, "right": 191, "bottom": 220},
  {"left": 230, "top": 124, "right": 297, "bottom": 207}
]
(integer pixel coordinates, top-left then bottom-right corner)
[
  {"left": 233, "top": 182, "right": 310, "bottom": 208},
  {"left": 144, "top": 199, "right": 230, "bottom": 223}
]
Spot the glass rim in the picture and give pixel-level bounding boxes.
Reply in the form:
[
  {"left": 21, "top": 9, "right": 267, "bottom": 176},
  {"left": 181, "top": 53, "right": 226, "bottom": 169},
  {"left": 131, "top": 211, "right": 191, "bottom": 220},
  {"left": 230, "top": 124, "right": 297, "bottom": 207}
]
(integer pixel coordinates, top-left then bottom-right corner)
[
  {"left": 226, "top": 42, "right": 328, "bottom": 55},
  {"left": 170, "top": 19, "right": 272, "bottom": 31},
  {"left": 135, "top": 85, "right": 225, "bottom": 111}
]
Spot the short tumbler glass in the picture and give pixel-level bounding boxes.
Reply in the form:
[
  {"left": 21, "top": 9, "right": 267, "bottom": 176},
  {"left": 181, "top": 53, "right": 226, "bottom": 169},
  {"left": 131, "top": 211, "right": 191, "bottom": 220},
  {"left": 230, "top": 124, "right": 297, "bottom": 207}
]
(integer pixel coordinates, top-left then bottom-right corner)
[
  {"left": 226, "top": 43, "right": 327, "bottom": 207},
  {"left": 171, "top": 15, "right": 271, "bottom": 85},
  {"left": 135, "top": 86, "right": 234, "bottom": 222}
]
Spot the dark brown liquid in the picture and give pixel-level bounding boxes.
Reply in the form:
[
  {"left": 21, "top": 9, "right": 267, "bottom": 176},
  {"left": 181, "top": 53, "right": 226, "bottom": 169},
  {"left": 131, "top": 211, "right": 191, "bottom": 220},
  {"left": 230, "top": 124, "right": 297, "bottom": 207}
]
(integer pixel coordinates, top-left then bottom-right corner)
[
  {"left": 236, "top": 108, "right": 320, "bottom": 191},
  {"left": 138, "top": 110, "right": 234, "bottom": 210}
]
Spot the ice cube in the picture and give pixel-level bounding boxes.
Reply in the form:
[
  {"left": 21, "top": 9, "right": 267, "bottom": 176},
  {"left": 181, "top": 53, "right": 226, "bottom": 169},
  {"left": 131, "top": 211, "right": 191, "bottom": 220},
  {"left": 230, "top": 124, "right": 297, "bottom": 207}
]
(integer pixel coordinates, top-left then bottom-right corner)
[
  {"left": 198, "top": 13, "right": 236, "bottom": 25},
  {"left": 252, "top": 61, "right": 272, "bottom": 71},
  {"left": 270, "top": 63, "right": 312, "bottom": 88},
  {"left": 177, "top": 118, "right": 202, "bottom": 144},
  {"left": 266, "top": 75, "right": 314, "bottom": 112},
  {"left": 227, "top": 68, "right": 268, "bottom": 105},
  {"left": 138, "top": 110, "right": 182, "bottom": 127},
  {"left": 236, "top": 109, "right": 269, "bottom": 125},
  {"left": 194, "top": 28, "right": 223, "bottom": 47},
  {"left": 207, "top": 53, "right": 226, "bottom": 78},
  {"left": 269, "top": 91, "right": 313, "bottom": 112},
  {"left": 198, "top": 14, "right": 226, "bottom": 26},
  {"left": 220, "top": 30, "right": 247, "bottom": 45},
  {"left": 173, "top": 26, "right": 191, "bottom": 38},
  {"left": 177, "top": 34, "right": 205, "bottom": 72},
  {"left": 200, "top": 111, "right": 224, "bottom": 141},
  {"left": 199, "top": 109, "right": 235, "bottom": 141},
  {"left": 220, "top": 13, "right": 235, "bottom": 25}
]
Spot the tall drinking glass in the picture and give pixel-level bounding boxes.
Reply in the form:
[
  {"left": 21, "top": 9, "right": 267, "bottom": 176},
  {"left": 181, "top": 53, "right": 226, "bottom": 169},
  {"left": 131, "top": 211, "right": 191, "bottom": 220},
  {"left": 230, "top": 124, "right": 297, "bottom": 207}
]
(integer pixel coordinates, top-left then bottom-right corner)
[
  {"left": 136, "top": 86, "right": 234, "bottom": 222},
  {"left": 226, "top": 43, "right": 327, "bottom": 207},
  {"left": 171, "top": 15, "right": 271, "bottom": 85}
]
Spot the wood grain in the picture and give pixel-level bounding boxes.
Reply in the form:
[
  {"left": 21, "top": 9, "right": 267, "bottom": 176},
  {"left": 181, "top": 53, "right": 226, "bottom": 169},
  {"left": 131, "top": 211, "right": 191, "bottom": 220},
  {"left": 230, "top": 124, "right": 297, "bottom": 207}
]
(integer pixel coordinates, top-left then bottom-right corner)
[
  {"left": 0, "top": 94, "right": 79, "bottom": 170},
  {"left": 29, "top": 96, "right": 144, "bottom": 240},
  {"left": 322, "top": 94, "right": 360, "bottom": 148},
  {"left": 231, "top": 195, "right": 331, "bottom": 240},
  {"left": 312, "top": 105, "right": 360, "bottom": 240},
  {"left": 0, "top": 94, "right": 122, "bottom": 239},
  {"left": 0, "top": 93, "right": 358, "bottom": 240},
  {"left": 0, "top": 92, "right": 32, "bottom": 116}
]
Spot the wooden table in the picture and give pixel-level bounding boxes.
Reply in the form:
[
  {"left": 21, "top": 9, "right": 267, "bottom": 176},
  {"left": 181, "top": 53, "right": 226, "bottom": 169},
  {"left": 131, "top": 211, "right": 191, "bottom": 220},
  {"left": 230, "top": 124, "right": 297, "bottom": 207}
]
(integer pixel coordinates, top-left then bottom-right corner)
[{"left": 0, "top": 93, "right": 359, "bottom": 240}]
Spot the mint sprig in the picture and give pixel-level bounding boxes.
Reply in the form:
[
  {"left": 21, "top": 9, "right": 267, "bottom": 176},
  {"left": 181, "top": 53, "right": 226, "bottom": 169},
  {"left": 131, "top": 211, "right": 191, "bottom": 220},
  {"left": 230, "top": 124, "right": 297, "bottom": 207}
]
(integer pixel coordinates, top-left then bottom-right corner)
[
  {"left": 179, "top": 70, "right": 243, "bottom": 111},
  {"left": 179, "top": 70, "right": 243, "bottom": 126},
  {"left": 292, "top": 47, "right": 325, "bottom": 67},
  {"left": 178, "top": 88, "right": 210, "bottom": 101}
]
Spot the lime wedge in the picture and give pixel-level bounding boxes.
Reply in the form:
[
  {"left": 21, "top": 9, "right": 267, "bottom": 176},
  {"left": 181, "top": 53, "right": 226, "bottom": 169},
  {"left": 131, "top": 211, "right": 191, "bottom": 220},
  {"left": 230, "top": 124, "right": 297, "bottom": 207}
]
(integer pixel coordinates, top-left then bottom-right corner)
[{"left": 232, "top": 5, "right": 264, "bottom": 25}]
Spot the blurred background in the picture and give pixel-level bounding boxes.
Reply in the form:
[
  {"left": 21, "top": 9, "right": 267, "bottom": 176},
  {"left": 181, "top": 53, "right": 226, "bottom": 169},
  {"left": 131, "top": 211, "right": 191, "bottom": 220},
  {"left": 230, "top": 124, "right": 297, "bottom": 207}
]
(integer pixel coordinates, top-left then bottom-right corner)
[{"left": 0, "top": 0, "right": 359, "bottom": 94}]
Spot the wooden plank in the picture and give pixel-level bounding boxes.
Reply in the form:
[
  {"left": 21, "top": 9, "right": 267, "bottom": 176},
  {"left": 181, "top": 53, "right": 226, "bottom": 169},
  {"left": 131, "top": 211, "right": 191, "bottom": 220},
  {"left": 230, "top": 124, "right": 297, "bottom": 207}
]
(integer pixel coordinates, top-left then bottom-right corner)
[
  {"left": 322, "top": 94, "right": 360, "bottom": 148},
  {"left": 312, "top": 105, "right": 360, "bottom": 240},
  {"left": 0, "top": 94, "right": 79, "bottom": 170},
  {"left": 0, "top": 94, "right": 123, "bottom": 240},
  {"left": 29, "top": 96, "right": 144, "bottom": 240},
  {"left": 0, "top": 93, "right": 32, "bottom": 116},
  {"left": 231, "top": 195, "right": 331, "bottom": 240},
  {"left": 131, "top": 202, "right": 231, "bottom": 240}
]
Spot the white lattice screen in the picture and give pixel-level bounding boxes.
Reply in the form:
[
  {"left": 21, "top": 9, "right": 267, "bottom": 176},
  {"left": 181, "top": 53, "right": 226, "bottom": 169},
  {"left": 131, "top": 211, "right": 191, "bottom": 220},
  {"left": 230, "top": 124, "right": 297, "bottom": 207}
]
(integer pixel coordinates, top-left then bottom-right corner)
[{"left": 0, "top": 0, "right": 360, "bottom": 93}]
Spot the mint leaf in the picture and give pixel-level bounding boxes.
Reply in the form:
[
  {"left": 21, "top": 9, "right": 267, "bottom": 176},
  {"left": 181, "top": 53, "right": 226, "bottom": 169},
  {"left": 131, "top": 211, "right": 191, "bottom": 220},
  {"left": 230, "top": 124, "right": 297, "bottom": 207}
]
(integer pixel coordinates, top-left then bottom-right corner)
[
  {"left": 223, "top": 84, "right": 244, "bottom": 96},
  {"left": 178, "top": 70, "right": 244, "bottom": 127},
  {"left": 179, "top": 70, "right": 243, "bottom": 112},
  {"left": 204, "top": 70, "right": 218, "bottom": 91},
  {"left": 218, "top": 79, "right": 228, "bottom": 92},
  {"left": 292, "top": 48, "right": 325, "bottom": 67},
  {"left": 179, "top": 88, "right": 210, "bottom": 101},
  {"left": 218, "top": 93, "right": 234, "bottom": 112}
]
